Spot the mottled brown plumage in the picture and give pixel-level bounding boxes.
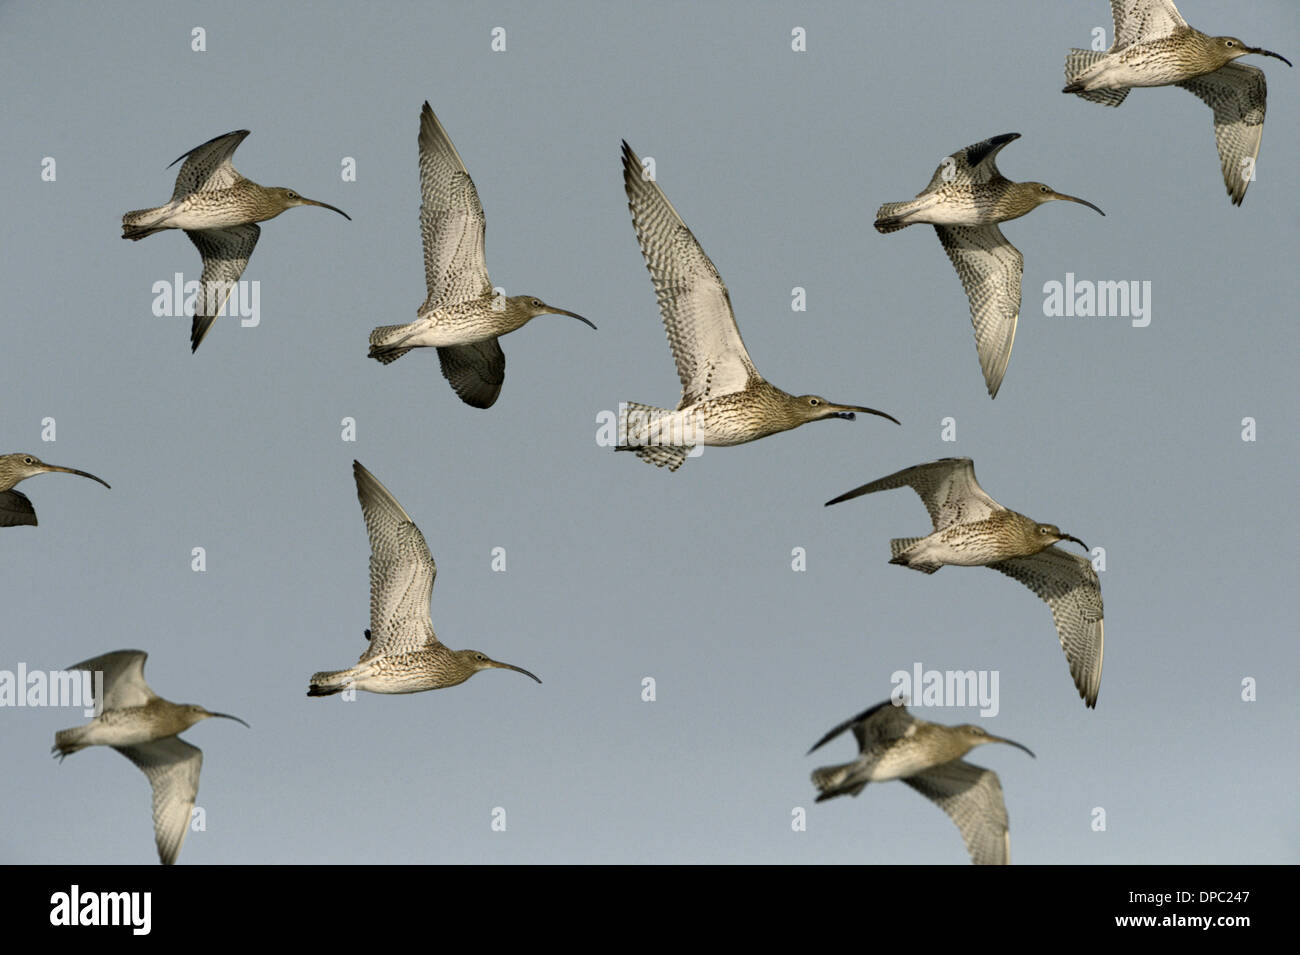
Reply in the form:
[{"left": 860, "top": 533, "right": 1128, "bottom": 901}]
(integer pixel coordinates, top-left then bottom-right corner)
[
  {"left": 307, "top": 461, "right": 541, "bottom": 696},
  {"left": 0, "top": 452, "right": 110, "bottom": 527},
  {"left": 617, "top": 141, "right": 898, "bottom": 471},
  {"left": 809, "top": 700, "right": 1034, "bottom": 865},
  {"left": 826, "top": 458, "right": 1104, "bottom": 707},
  {"left": 122, "top": 129, "right": 350, "bottom": 352}
]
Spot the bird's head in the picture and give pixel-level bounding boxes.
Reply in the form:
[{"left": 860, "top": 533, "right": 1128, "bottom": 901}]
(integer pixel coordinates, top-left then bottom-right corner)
[
  {"left": 1013, "top": 182, "right": 1105, "bottom": 219},
  {"left": 1209, "top": 35, "right": 1292, "bottom": 68},
  {"left": 1, "top": 453, "right": 110, "bottom": 489},
  {"left": 268, "top": 187, "right": 351, "bottom": 221},
  {"left": 457, "top": 649, "right": 542, "bottom": 684},
  {"left": 507, "top": 296, "right": 596, "bottom": 333},
  {"left": 1028, "top": 522, "right": 1089, "bottom": 554},
  {"left": 788, "top": 395, "right": 901, "bottom": 428}
]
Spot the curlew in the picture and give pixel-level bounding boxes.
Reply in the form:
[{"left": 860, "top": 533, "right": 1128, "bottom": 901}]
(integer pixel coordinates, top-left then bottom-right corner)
[
  {"left": 122, "top": 129, "right": 351, "bottom": 352},
  {"left": 874, "top": 133, "right": 1104, "bottom": 398},
  {"left": 53, "top": 650, "right": 247, "bottom": 865},
  {"left": 1064, "top": 0, "right": 1291, "bottom": 205},
  {"left": 808, "top": 699, "right": 1033, "bottom": 865},
  {"left": 367, "top": 102, "right": 595, "bottom": 408},
  {"left": 616, "top": 141, "right": 898, "bottom": 471},
  {"left": 0, "top": 453, "right": 110, "bottom": 527},
  {"left": 307, "top": 461, "right": 542, "bottom": 695},
  {"left": 826, "top": 458, "right": 1104, "bottom": 707}
]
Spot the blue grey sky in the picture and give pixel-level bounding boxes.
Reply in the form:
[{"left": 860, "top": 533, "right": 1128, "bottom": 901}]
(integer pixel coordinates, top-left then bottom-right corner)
[{"left": 1, "top": 1, "right": 1296, "bottom": 864}]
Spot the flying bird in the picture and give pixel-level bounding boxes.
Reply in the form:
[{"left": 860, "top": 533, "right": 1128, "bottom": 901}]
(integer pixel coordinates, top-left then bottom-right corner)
[{"left": 123, "top": 129, "right": 351, "bottom": 352}]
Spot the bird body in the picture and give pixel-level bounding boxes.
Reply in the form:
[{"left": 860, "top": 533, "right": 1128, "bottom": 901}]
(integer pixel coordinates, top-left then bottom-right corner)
[
  {"left": 874, "top": 133, "right": 1103, "bottom": 398},
  {"left": 617, "top": 141, "right": 897, "bottom": 471},
  {"left": 826, "top": 458, "right": 1104, "bottom": 707},
  {"left": 366, "top": 102, "right": 593, "bottom": 408},
  {"left": 53, "top": 650, "right": 247, "bottom": 865},
  {"left": 808, "top": 700, "right": 1034, "bottom": 865},
  {"left": 1063, "top": 1, "right": 1290, "bottom": 204},
  {"left": 307, "top": 461, "right": 541, "bottom": 696},
  {"left": 0, "top": 453, "right": 110, "bottom": 527},
  {"left": 122, "top": 129, "right": 350, "bottom": 352}
]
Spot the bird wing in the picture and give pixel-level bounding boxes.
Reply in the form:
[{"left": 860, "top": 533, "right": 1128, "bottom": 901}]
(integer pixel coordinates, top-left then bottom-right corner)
[
  {"left": 920, "top": 133, "right": 1020, "bottom": 193},
  {"left": 935, "top": 224, "right": 1023, "bottom": 397},
  {"left": 622, "top": 141, "right": 759, "bottom": 407},
  {"left": 1109, "top": 0, "right": 1187, "bottom": 51},
  {"left": 825, "top": 458, "right": 1002, "bottom": 530},
  {"left": 0, "top": 489, "right": 37, "bottom": 526},
  {"left": 1178, "top": 62, "right": 1268, "bottom": 206},
  {"left": 437, "top": 339, "right": 506, "bottom": 409},
  {"left": 352, "top": 461, "right": 439, "bottom": 658},
  {"left": 988, "top": 547, "right": 1105, "bottom": 707},
  {"left": 806, "top": 700, "right": 914, "bottom": 755},
  {"left": 114, "top": 737, "right": 202, "bottom": 865},
  {"left": 168, "top": 130, "right": 251, "bottom": 199},
  {"left": 418, "top": 103, "right": 492, "bottom": 310},
  {"left": 903, "top": 759, "right": 1010, "bottom": 865},
  {"left": 63, "top": 649, "right": 155, "bottom": 710},
  {"left": 186, "top": 224, "right": 260, "bottom": 352}
]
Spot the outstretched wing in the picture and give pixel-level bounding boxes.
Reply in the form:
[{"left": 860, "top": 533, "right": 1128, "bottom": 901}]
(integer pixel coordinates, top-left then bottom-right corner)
[
  {"left": 935, "top": 224, "right": 1024, "bottom": 397},
  {"left": 63, "top": 649, "right": 155, "bottom": 710},
  {"left": 186, "top": 224, "right": 260, "bottom": 352},
  {"left": 1109, "top": 0, "right": 1187, "bottom": 51},
  {"left": 114, "top": 737, "right": 202, "bottom": 865},
  {"left": 418, "top": 102, "right": 492, "bottom": 310},
  {"left": 0, "top": 489, "right": 37, "bottom": 526},
  {"left": 352, "top": 461, "right": 439, "bottom": 657},
  {"left": 1178, "top": 62, "right": 1267, "bottom": 206},
  {"left": 920, "top": 133, "right": 1020, "bottom": 193},
  {"left": 989, "top": 546, "right": 1105, "bottom": 707},
  {"left": 437, "top": 339, "right": 506, "bottom": 409},
  {"left": 169, "top": 130, "right": 251, "bottom": 198},
  {"left": 622, "top": 141, "right": 758, "bottom": 407},
  {"left": 826, "top": 458, "right": 1003, "bottom": 529},
  {"left": 806, "top": 700, "right": 915, "bottom": 755},
  {"left": 903, "top": 759, "right": 1010, "bottom": 865}
]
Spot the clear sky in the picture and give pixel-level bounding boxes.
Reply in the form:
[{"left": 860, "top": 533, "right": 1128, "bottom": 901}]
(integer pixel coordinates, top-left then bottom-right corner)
[{"left": 1, "top": 0, "right": 1296, "bottom": 864}]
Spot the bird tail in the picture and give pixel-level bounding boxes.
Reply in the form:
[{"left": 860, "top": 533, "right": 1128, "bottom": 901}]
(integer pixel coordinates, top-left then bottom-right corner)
[
  {"left": 1063, "top": 50, "right": 1131, "bottom": 106},
  {"left": 368, "top": 324, "right": 415, "bottom": 364},
  {"left": 616, "top": 402, "right": 694, "bottom": 471},
  {"left": 811, "top": 762, "right": 867, "bottom": 802},
  {"left": 51, "top": 726, "right": 89, "bottom": 761},
  {"left": 121, "top": 205, "right": 171, "bottom": 240},
  {"left": 308, "top": 667, "right": 359, "bottom": 697},
  {"left": 888, "top": 537, "right": 942, "bottom": 574}
]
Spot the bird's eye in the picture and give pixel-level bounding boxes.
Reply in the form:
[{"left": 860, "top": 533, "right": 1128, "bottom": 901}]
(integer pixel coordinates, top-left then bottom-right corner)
[
  {"left": 23, "top": 457, "right": 34, "bottom": 464},
  {"left": 288, "top": 191, "right": 298, "bottom": 198},
  {"left": 476, "top": 653, "right": 486, "bottom": 661},
  {"left": 532, "top": 299, "right": 542, "bottom": 307},
  {"left": 1225, "top": 40, "right": 1235, "bottom": 47},
  {"left": 809, "top": 398, "right": 820, "bottom": 406},
  {"left": 1040, "top": 185, "right": 1049, "bottom": 193}
]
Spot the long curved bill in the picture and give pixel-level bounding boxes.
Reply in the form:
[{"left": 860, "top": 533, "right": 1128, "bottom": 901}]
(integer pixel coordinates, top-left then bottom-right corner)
[
  {"left": 546, "top": 307, "right": 597, "bottom": 330},
  {"left": 1052, "top": 192, "right": 1105, "bottom": 216},
  {"left": 989, "top": 735, "right": 1035, "bottom": 758},
  {"left": 489, "top": 660, "right": 542, "bottom": 684},
  {"left": 299, "top": 196, "right": 352, "bottom": 220},
  {"left": 826, "top": 403, "right": 901, "bottom": 426},
  {"left": 1246, "top": 46, "right": 1292, "bottom": 66},
  {"left": 1059, "top": 533, "right": 1090, "bottom": 552},
  {"left": 210, "top": 712, "right": 251, "bottom": 728},
  {"left": 41, "top": 464, "right": 111, "bottom": 489}
]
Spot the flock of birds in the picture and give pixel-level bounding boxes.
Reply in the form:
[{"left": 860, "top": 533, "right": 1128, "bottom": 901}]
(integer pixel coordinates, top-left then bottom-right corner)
[{"left": 9, "top": 1, "right": 1288, "bottom": 864}]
